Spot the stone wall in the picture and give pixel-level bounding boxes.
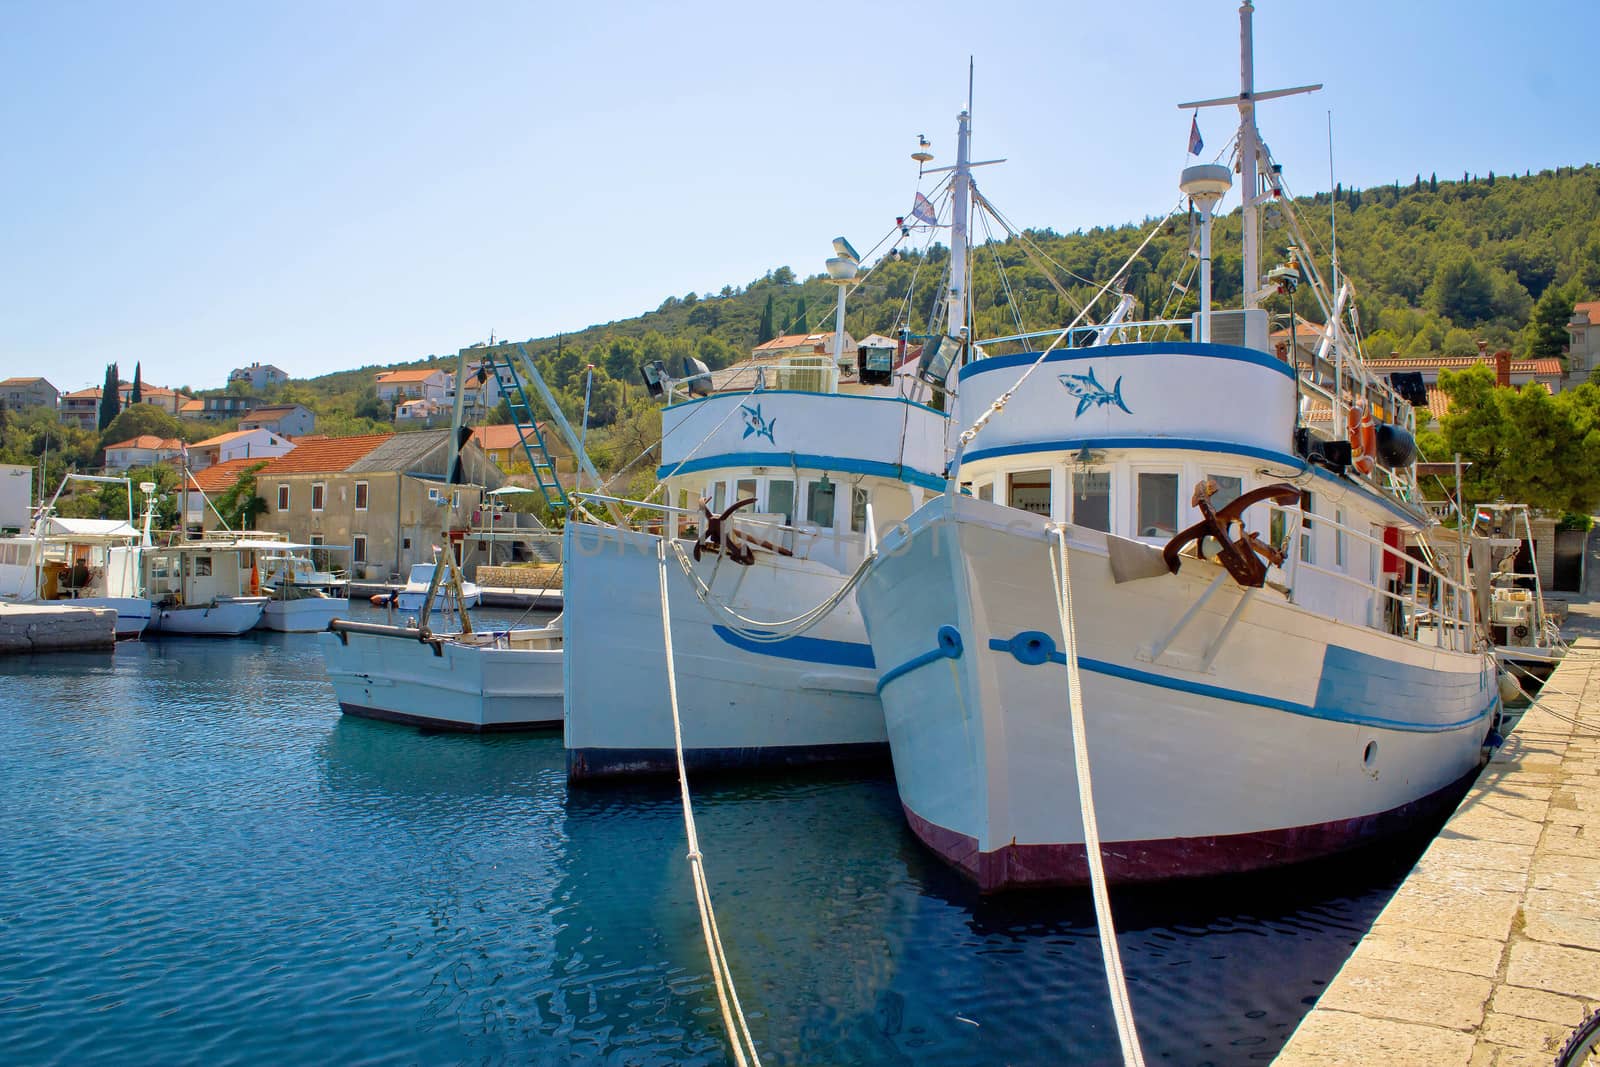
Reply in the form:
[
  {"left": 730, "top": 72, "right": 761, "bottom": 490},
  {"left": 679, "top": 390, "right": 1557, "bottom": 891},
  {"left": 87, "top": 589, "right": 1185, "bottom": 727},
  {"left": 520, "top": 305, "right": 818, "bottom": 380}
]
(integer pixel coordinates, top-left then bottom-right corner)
[
  {"left": 0, "top": 603, "right": 116, "bottom": 655},
  {"left": 474, "top": 564, "right": 562, "bottom": 590}
]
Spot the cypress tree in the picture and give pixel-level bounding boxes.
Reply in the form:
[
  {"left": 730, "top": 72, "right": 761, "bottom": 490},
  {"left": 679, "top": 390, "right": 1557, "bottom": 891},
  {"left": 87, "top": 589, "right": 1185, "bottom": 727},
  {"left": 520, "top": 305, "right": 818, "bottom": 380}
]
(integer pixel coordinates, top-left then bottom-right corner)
[
  {"left": 99, "top": 362, "right": 121, "bottom": 430},
  {"left": 130, "top": 362, "right": 143, "bottom": 406},
  {"left": 794, "top": 296, "right": 808, "bottom": 332},
  {"left": 1429, "top": 172, "right": 1438, "bottom": 193},
  {"left": 757, "top": 293, "right": 775, "bottom": 344}
]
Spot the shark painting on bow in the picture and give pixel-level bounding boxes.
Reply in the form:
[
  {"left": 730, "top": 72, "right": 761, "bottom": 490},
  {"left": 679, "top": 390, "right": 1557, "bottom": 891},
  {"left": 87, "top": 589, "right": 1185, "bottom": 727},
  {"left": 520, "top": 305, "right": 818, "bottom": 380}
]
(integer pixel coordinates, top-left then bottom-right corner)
[
  {"left": 1058, "top": 368, "right": 1132, "bottom": 417},
  {"left": 740, "top": 403, "right": 777, "bottom": 444}
]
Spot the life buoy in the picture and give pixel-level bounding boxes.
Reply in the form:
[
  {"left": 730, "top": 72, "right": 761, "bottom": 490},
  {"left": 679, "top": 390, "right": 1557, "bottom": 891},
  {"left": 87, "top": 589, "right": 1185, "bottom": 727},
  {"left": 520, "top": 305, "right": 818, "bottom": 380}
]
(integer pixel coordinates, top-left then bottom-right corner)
[{"left": 1347, "top": 399, "right": 1377, "bottom": 476}]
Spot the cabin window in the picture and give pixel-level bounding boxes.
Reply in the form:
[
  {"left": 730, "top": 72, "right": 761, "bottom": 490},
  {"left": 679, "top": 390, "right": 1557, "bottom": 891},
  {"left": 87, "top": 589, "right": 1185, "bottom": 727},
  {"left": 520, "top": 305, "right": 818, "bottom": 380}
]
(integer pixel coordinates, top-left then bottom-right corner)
[
  {"left": 277, "top": 485, "right": 290, "bottom": 511},
  {"left": 1270, "top": 508, "right": 1288, "bottom": 553},
  {"left": 1007, "top": 469, "right": 1052, "bottom": 516},
  {"left": 194, "top": 556, "right": 212, "bottom": 577},
  {"left": 736, "top": 478, "right": 757, "bottom": 505},
  {"left": 1072, "top": 470, "right": 1111, "bottom": 532},
  {"left": 806, "top": 478, "right": 837, "bottom": 528},
  {"left": 1137, "top": 472, "right": 1180, "bottom": 538},
  {"left": 402, "top": 537, "right": 412, "bottom": 550},
  {"left": 1299, "top": 491, "right": 1315, "bottom": 563},
  {"left": 353, "top": 535, "right": 367, "bottom": 564},
  {"left": 767, "top": 479, "right": 794, "bottom": 523},
  {"left": 851, "top": 486, "right": 869, "bottom": 533},
  {"left": 311, "top": 482, "right": 326, "bottom": 512},
  {"left": 711, "top": 482, "right": 726, "bottom": 514},
  {"left": 1206, "top": 474, "right": 1243, "bottom": 509},
  {"left": 450, "top": 491, "right": 461, "bottom": 509},
  {"left": 977, "top": 482, "right": 993, "bottom": 502},
  {"left": 1335, "top": 508, "right": 1347, "bottom": 567},
  {"left": 355, "top": 481, "right": 369, "bottom": 511}
]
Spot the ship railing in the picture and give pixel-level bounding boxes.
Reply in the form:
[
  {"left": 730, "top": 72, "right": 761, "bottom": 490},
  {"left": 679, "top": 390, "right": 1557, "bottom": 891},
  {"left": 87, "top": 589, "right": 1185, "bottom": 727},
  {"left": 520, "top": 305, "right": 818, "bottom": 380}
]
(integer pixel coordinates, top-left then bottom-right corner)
[
  {"left": 977, "top": 316, "right": 1195, "bottom": 351},
  {"left": 1278, "top": 509, "right": 1479, "bottom": 652},
  {"left": 570, "top": 491, "right": 867, "bottom": 565}
]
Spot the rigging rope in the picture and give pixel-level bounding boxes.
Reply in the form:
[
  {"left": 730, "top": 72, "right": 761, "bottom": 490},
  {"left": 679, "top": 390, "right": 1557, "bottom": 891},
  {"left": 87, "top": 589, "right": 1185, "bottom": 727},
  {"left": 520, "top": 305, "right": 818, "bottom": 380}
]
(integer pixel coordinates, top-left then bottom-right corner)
[
  {"left": 1048, "top": 525, "right": 1145, "bottom": 1066},
  {"left": 655, "top": 539, "right": 764, "bottom": 1067},
  {"left": 669, "top": 538, "right": 875, "bottom": 643}
]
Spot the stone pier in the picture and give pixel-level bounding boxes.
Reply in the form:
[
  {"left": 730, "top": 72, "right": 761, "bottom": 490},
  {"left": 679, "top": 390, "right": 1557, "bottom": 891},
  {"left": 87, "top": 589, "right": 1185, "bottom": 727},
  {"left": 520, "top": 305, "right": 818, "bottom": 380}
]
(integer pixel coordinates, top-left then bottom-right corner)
[{"left": 0, "top": 602, "right": 117, "bottom": 655}]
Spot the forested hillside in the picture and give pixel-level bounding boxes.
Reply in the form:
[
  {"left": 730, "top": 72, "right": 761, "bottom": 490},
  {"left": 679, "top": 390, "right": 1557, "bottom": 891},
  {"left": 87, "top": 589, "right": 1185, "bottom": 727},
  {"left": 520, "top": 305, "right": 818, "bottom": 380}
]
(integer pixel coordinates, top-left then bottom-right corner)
[{"left": 7, "top": 162, "right": 1599, "bottom": 496}]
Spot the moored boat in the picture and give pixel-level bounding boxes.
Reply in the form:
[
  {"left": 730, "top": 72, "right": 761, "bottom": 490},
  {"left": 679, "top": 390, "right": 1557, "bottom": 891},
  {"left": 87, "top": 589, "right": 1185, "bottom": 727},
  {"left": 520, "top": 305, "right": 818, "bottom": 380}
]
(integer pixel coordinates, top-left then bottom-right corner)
[
  {"left": 251, "top": 542, "right": 351, "bottom": 632},
  {"left": 143, "top": 538, "right": 268, "bottom": 636},
  {"left": 394, "top": 562, "right": 480, "bottom": 615},
  {"left": 856, "top": 3, "right": 1499, "bottom": 891}
]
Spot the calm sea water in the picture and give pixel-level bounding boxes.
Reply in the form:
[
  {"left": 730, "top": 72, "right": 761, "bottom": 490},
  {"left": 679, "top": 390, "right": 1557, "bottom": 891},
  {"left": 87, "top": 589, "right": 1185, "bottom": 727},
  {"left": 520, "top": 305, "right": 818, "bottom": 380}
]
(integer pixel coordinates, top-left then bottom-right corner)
[{"left": 0, "top": 605, "right": 1453, "bottom": 1066}]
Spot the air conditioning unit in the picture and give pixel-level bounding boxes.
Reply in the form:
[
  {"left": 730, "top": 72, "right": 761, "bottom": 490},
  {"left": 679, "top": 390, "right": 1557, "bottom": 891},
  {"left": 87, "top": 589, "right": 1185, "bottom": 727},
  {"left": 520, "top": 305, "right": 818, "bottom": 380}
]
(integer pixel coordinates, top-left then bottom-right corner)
[{"left": 1196, "top": 308, "right": 1269, "bottom": 351}]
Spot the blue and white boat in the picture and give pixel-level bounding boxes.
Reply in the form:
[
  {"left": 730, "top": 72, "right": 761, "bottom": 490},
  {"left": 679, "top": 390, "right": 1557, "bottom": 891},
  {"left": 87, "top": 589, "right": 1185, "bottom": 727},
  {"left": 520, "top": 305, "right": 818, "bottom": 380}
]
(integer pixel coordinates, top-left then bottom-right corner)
[
  {"left": 562, "top": 137, "right": 959, "bottom": 779},
  {"left": 856, "top": 3, "right": 1499, "bottom": 891}
]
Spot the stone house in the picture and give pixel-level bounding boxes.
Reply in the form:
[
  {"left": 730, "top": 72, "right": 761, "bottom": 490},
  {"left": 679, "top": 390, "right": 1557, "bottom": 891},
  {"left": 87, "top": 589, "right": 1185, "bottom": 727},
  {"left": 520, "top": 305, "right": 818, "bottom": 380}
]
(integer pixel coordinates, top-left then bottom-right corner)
[
  {"left": 188, "top": 428, "right": 295, "bottom": 471},
  {"left": 239, "top": 403, "right": 315, "bottom": 438},
  {"left": 375, "top": 368, "right": 451, "bottom": 408},
  {"left": 103, "top": 435, "right": 185, "bottom": 470},
  {"left": 227, "top": 362, "right": 289, "bottom": 391},
  {"left": 0, "top": 377, "right": 59, "bottom": 413}
]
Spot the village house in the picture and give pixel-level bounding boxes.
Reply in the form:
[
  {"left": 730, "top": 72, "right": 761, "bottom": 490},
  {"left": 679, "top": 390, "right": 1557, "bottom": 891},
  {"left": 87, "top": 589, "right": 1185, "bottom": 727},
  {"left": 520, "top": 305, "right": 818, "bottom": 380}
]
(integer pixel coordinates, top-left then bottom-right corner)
[
  {"left": 0, "top": 377, "right": 59, "bottom": 413},
  {"left": 375, "top": 368, "right": 450, "bottom": 408},
  {"left": 187, "top": 428, "right": 295, "bottom": 471},
  {"left": 1364, "top": 348, "right": 1563, "bottom": 425},
  {"left": 239, "top": 403, "right": 314, "bottom": 438},
  {"left": 394, "top": 397, "right": 447, "bottom": 427},
  {"left": 468, "top": 422, "right": 571, "bottom": 472},
  {"left": 227, "top": 362, "right": 290, "bottom": 391},
  {"left": 58, "top": 387, "right": 103, "bottom": 430},
  {"left": 103, "top": 435, "right": 185, "bottom": 471},
  {"left": 1566, "top": 299, "right": 1600, "bottom": 386},
  {"left": 121, "top": 385, "right": 193, "bottom": 416},
  {"left": 450, "top": 360, "right": 505, "bottom": 421},
  {"left": 195, "top": 430, "right": 504, "bottom": 580},
  {"left": 192, "top": 395, "right": 260, "bottom": 421}
]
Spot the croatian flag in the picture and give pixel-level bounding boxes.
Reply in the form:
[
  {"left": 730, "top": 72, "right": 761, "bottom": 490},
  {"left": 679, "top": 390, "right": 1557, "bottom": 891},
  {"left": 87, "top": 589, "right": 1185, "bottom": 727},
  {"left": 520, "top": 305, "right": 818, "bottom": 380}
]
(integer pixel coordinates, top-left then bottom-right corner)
[
  {"left": 910, "top": 192, "right": 937, "bottom": 227},
  {"left": 1188, "top": 114, "right": 1204, "bottom": 156},
  {"left": 1476, "top": 508, "right": 1494, "bottom": 525}
]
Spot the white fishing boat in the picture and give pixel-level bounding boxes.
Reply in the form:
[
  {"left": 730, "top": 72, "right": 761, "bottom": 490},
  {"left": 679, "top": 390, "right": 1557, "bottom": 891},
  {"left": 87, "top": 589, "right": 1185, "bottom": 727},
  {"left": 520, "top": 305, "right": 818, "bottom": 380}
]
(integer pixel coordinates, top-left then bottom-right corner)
[
  {"left": 320, "top": 616, "right": 563, "bottom": 730},
  {"left": 394, "top": 562, "right": 480, "bottom": 615},
  {"left": 1475, "top": 503, "right": 1564, "bottom": 683},
  {"left": 251, "top": 542, "right": 351, "bottom": 632},
  {"left": 855, "top": 4, "right": 1498, "bottom": 891},
  {"left": 0, "top": 475, "right": 153, "bottom": 638},
  {"left": 143, "top": 536, "right": 268, "bottom": 635},
  {"left": 561, "top": 212, "right": 950, "bottom": 780}
]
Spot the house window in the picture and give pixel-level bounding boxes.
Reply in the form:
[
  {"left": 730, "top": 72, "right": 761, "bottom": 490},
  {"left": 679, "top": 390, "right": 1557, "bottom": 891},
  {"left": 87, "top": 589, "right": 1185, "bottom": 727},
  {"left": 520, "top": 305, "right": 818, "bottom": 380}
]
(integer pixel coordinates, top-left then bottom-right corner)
[
  {"left": 1072, "top": 470, "right": 1111, "bottom": 532},
  {"left": 402, "top": 537, "right": 411, "bottom": 550},
  {"left": 450, "top": 490, "right": 461, "bottom": 509},
  {"left": 311, "top": 482, "right": 325, "bottom": 512},
  {"left": 806, "top": 478, "right": 836, "bottom": 528},
  {"left": 1299, "top": 491, "right": 1315, "bottom": 563},
  {"left": 1137, "top": 472, "right": 1180, "bottom": 537},
  {"left": 277, "top": 485, "right": 290, "bottom": 511},
  {"left": 309, "top": 533, "right": 325, "bottom": 570},
  {"left": 850, "top": 487, "right": 869, "bottom": 533},
  {"left": 1335, "top": 509, "right": 1347, "bottom": 567},
  {"left": 353, "top": 535, "right": 367, "bottom": 564},
  {"left": 1007, "top": 469, "right": 1052, "bottom": 515},
  {"left": 736, "top": 478, "right": 757, "bottom": 505},
  {"left": 766, "top": 479, "right": 794, "bottom": 523}
]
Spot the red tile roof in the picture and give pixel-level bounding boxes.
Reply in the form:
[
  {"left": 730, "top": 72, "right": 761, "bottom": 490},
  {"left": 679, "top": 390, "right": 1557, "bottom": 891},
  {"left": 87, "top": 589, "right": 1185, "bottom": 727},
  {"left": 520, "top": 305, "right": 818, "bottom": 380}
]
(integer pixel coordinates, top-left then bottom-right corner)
[
  {"left": 104, "top": 435, "right": 184, "bottom": 451},
  {"left": 254, "top": 433, "right": 391, "bottom": 475},
  {"left": 1572, "top": 300, "right": 1600, "bottom": 323},
  {"left": 471, "top": 424, "right": 536, "bottom": 452},
  {"left": 375, "top": 368, "right": 445, "bottom": 383},
  {"left": 0, "top": 376, "right": 50, "bottom": 386},
  {"left": 191, "top": 429, "right": 257, "bottom": 448},
  {"left": 752, "top": 332, "right": 834, "bottom": 354},
  {"left": 1365, "top": 355, "right": 1563, "bottom": 376},
  {"left": 187, "top": 457, "right": 265, "bottom": 492}
]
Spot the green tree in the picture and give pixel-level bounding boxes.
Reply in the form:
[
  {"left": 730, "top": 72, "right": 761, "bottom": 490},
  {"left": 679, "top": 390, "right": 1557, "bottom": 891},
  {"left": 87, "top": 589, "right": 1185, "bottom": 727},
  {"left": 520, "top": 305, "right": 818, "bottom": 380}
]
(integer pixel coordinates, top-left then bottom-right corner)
[
  {"left": 1428, "top": 252, "right": 1495, "bottom": 324},
  {"left": 100, "top": 403, "right": 186, "bottom": 449},
  {"left": 1523, "top": 278, "right": 1580, "bottom": 359},
  {"left": 98, "top": 363, "right": 121, "bottom": 430},
  {"left": 793, "top": 296, "right": 809, "bottom": 333},
  {"left": 212, "top": 461, "right": 268, "bottom": 530},
  {"left": 757, "top": 293, "right": 775, "bottom": 343},
  {"left": 130, "top": 362, "right": 143, "bottom": 406},
  {"left": 353, "top": 387, "right": 389, "bottom": 421}
]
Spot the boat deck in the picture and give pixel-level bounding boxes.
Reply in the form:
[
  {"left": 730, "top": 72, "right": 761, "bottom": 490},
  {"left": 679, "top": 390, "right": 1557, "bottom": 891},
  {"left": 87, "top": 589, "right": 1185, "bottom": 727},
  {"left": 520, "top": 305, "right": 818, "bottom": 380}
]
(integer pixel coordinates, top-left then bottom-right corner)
[{"left": 1275, "top": 637, "right": 1600, "bottom": 1065}]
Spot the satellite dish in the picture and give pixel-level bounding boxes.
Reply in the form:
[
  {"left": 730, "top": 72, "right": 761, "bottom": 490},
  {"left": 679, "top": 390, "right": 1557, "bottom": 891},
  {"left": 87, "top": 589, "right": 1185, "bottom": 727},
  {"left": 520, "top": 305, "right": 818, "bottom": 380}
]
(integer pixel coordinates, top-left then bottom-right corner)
[{"left": 683, "top": 356, "right": 712, "bottom": 397}]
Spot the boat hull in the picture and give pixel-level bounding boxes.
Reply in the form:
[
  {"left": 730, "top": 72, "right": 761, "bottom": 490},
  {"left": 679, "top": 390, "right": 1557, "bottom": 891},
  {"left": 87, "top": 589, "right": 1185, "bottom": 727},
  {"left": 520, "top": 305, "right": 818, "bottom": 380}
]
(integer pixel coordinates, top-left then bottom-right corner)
[
  {"left": 258, "top": 597, "right": 350, "bottom": 633},
  {"left": 858, "top": 494, "right": 1495, "bottom": 891},
  {"left": 394, "top": 589, "right": 481, "bottom": 614},
  {"left": 318, "top": 628, "right": 562, "bottom": 730},
  {"left": 562, "top": 522, "right": 887, "bottom": 780},
  {"left": 151, "top": 597, "right": 268, "bottom": 636}
]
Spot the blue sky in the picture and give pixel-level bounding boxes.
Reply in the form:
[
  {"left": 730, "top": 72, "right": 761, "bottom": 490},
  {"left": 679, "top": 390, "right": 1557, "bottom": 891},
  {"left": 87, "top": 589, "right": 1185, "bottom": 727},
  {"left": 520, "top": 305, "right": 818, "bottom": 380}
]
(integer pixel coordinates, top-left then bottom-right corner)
[{"left": 1, "top": 1, "right": 1589, "bottom": 394}]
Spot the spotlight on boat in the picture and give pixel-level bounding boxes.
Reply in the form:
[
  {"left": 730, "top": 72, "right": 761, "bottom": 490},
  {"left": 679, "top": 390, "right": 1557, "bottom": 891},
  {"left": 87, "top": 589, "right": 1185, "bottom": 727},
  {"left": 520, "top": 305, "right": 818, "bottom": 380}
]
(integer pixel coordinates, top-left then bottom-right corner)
[
  {"left": 826, "top": 255, "right": 858, "bottom": 281},
  {"left": 139, "top": 481, "right": 157, "bottom": 495}
]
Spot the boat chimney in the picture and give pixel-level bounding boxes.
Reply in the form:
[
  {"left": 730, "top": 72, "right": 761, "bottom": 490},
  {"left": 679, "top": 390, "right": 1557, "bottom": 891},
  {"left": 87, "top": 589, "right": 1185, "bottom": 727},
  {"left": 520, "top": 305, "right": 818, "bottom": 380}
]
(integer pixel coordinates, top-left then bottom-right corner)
[{"left": 1180, "top": 163, "right": 1232, "bottom": 343}]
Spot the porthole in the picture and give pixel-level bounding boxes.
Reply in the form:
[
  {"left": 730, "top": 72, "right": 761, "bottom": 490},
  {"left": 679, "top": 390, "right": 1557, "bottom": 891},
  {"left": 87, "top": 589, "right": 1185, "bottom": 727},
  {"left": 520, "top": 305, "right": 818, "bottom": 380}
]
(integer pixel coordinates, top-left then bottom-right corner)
[{"left": 1362, "top": 740, "right": 1378, "bottom": 769}]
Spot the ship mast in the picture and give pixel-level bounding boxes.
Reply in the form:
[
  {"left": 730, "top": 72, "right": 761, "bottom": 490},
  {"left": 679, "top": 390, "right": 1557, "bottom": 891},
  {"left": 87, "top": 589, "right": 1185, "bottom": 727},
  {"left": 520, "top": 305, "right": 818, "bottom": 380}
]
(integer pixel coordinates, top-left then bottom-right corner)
[
  {"left": 947, "top": 107, "right": 972, "bottom": 339},
  {"left": 1178, "top": 1, "right": 1320, "bottom": 309}
]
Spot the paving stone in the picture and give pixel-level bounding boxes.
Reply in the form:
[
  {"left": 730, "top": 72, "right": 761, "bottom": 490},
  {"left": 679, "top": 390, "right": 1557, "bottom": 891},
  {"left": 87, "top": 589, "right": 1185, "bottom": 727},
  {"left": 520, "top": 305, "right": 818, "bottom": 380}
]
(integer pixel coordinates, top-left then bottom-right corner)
[
  {"left": 1504, "top": 941, "right": 1600, "bottom": 998},
  {"left": 1414, "top": 836, "right": 1536, "bottom": 876},
  {"left": 1377, "top": 878, "right": 1523, "bottom": 941},
  {"left": 1275, "top": 1009, "right": 1474, "bottom": 1066},
  {"left": 1445, "top": 807, "right": 1546, "bottom": 846},
  {"left": 1540, "top": 824, "right": 1600, "bottom": 858},
  {"left": 1488, "top": 984, "right": 1593, "bottom": 1026},
  {"left": 1519, "top": 904, "right": 1600, "bottom": 951},
  {"left": 1479, "top": 1012, "right": 1573, "bottom": 1057},
  {"left": 1358, "top": 924, "right": 1506, "bottom": 977},
  {"left": 1314, "top": 956, "right": 1491, "bottom": 1030}
]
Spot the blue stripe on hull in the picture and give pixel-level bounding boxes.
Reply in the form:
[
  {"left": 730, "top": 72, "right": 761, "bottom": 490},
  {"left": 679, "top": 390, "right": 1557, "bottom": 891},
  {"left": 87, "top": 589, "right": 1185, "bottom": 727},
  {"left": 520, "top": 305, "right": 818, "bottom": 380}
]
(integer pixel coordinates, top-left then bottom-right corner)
[
  {"left": 566, "top": 741, "right": 891, "bottom": 781},
  {"left": 710, "top": 625, "right": 876, "bottom": 669}
]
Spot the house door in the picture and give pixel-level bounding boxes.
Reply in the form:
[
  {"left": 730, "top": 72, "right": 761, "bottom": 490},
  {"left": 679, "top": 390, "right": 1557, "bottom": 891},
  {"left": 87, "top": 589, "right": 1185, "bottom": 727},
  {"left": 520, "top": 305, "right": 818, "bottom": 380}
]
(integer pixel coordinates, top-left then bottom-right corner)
[{"left": 1553, "top": 528, "right": 1586, "bottom": 593}]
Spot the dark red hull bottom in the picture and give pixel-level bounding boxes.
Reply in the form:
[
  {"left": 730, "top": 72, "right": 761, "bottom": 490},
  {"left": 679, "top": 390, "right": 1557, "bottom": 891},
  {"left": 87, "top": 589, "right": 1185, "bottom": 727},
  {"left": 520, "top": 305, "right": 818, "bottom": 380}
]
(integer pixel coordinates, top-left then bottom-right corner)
[{"left": 902, "top": 768, "right": 1479, "bottom": 892}]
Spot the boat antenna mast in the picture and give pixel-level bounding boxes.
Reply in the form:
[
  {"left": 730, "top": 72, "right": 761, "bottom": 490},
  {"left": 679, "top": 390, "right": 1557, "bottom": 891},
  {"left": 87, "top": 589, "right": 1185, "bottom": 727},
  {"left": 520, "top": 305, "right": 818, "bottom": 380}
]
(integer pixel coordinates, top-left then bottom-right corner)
[{"left": 1177, "top": 0, "right": 1320, "bottom": 310}]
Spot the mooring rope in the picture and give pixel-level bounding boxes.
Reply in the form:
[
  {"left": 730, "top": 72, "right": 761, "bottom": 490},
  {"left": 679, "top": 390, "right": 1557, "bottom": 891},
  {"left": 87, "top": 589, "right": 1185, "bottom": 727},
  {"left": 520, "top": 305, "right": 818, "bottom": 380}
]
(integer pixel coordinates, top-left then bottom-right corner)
[
  {"left": 1048, "top": 525, "right": 1146, "bottom": 1067},
  {"left": 655, "top": 539, "right": 763, "bottom": 1067}
]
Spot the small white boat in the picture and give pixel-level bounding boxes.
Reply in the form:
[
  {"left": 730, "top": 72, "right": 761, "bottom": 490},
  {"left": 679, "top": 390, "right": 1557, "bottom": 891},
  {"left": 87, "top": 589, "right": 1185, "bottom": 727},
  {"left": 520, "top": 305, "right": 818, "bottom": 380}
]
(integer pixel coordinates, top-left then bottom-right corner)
[
  {"left": 319, "top": 617, "right": 563, "bottom": 730},
  {"left": 251, "top": 545, "right": 351, "bottom": 632},
  {"left": 0, "top": 475, "right": 155, "bottom": 639},
  {"left": 142, "top": 539, "right": 269, "bottom": 636},
  {"left": 395, "top": 562, "right": 480, "bottom": 615}
]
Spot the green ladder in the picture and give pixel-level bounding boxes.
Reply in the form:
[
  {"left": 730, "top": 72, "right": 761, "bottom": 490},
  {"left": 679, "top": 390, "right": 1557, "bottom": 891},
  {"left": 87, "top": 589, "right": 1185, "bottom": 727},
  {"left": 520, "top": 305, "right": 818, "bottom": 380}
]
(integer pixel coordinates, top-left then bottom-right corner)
[{"left": 479, "top": 348, "right": 569, "bottom": 511}]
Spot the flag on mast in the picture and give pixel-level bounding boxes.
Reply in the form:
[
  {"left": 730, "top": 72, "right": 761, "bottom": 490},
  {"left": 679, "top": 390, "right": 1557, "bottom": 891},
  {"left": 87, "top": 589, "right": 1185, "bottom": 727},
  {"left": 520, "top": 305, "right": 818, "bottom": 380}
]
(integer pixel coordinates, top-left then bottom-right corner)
[
  {"left": 910, "top": 192, "right": 937, "bottom": 227},
  {"left": 1188, "top": 114, "right": 1204, "bottom": 156}
]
